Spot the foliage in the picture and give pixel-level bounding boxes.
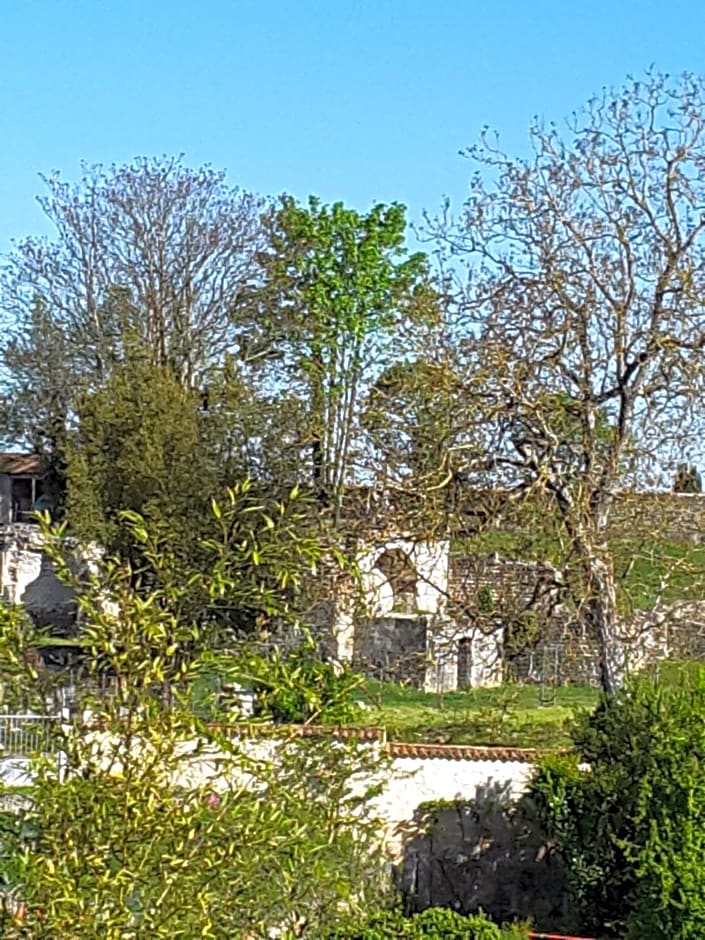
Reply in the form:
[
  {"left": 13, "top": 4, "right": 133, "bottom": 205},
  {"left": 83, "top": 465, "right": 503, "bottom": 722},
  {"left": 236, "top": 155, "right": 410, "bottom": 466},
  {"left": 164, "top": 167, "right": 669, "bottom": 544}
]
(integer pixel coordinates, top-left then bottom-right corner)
[
  {"left": 69, "top": 458, "right": 330, "bottom": 645},
  {"left": 200, "top": 638, "right": 364, "bottom": 723},
  {"left": 502, "top": 611, "right": 540, "bottom": 658},
  {"left": 431, "top": 72, "right": 705, "bottom": 690},
  {"left": 476, "top": 585, "right": 495, "bottom": 614},
  {"left": 66, "top": 356, "right": 218, "bottom": 561},
  {"left": 0, "top": 513, "right": 389, "bottom": 938},
  {"left": 325, "top": 905, "right": 529, "bottom": 938},
  {"left": 0, "top": 159, "right": 265, "bottom": 519},
  {"left": 532, "top": 665, "right": 705, "bottom": 938},
  {"left": 2, "top": 157, "right": 264, "bottom": 388},
  {"left": 255, "top": 196, "right": 437, "bottom": 515}
]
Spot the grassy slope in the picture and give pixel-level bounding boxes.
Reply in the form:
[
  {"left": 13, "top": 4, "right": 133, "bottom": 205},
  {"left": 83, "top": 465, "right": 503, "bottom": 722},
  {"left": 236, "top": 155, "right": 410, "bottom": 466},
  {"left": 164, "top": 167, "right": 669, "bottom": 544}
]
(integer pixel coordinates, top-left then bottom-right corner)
[
  {"left": 457, "top": 529, "right": 705, "bottom": 611},
  {"left": 350, "top": 680, "right": 599, "bottom": 749}
]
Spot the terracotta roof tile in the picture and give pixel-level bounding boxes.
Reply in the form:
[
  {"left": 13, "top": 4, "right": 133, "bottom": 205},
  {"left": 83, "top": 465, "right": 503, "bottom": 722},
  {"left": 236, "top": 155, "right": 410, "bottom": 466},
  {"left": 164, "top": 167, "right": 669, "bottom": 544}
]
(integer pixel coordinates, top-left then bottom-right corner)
[
  {"left": 209, "top": 724, "right": 545, "bottom": 761},
  {"left": 386, "top": 741, "right": 541, "bottom": 762}
]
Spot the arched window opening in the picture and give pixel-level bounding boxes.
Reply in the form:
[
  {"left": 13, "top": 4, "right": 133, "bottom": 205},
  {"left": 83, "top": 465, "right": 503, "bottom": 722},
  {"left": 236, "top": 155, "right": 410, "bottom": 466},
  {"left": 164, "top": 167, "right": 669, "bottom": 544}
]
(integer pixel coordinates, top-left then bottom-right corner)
[{"left": 373, "top": 548, "right": 418, "bottom": 614}]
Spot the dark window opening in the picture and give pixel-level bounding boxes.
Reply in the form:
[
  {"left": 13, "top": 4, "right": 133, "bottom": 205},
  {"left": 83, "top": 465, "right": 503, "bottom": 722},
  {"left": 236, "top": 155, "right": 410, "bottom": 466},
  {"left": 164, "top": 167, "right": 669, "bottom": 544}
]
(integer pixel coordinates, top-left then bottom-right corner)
[
  {"left": 11, "top": 476, "right": 43, "bottom": 524},
  {"left": 457, "top": 636, "right": 473, "bottom": 689}
]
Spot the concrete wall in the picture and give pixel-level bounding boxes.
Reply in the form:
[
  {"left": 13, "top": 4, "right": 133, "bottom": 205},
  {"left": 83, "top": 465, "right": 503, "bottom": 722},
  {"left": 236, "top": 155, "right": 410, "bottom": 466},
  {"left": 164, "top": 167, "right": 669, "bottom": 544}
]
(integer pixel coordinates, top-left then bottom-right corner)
[
  {"left": 389, "top": 769, "right": 566, "bottom": 926},
  {"left": 0, "top": 730, "right": 564, "bottom": 928},
  {"left": 374, "top": 753, "right": 533, "bottom": 848}
]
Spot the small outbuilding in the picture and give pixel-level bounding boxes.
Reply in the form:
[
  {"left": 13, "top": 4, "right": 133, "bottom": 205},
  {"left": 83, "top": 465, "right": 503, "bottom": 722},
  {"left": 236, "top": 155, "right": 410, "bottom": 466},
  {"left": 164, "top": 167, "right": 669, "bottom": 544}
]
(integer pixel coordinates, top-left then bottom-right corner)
[{"left": 0, "top": 453, "right": 43, "bottom": 525}]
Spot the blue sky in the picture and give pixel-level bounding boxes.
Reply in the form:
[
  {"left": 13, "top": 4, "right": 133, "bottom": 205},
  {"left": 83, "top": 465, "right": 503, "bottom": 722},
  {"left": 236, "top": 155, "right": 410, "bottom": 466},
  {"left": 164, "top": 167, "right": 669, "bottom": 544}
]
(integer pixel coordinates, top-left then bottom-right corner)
[{"left": 2, "top": 0, "right": 705, "bottom": 252}]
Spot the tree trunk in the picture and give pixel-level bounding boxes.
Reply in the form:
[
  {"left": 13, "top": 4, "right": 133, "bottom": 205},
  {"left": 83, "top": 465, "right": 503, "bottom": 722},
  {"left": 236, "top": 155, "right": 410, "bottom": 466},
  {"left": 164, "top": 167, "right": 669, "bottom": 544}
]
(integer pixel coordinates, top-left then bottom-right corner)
[
  {"left": 309, "top": 345, "right": 329, "bottom": 509},
  {"left": 581, "top": 552, "right": 621, "bottom": 694}
]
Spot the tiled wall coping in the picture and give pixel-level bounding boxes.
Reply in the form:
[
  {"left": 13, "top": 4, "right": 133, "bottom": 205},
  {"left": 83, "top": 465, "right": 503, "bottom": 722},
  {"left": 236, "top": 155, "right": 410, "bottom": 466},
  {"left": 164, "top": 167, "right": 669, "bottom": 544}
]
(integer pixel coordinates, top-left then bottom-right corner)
[{"left": 212, "top": 723, "right": 548, "bottom": 762}]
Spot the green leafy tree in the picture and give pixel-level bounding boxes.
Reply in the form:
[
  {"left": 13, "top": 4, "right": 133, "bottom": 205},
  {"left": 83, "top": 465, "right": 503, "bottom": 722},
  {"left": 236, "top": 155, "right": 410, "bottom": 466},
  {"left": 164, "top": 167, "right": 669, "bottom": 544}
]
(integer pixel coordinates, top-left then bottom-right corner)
[
  {"left": 64, "top": 356, "right": 331, "bottom": 635},
  {"left": 66, "top": 356, "right": 216, "bottom": 561},
  {"left": 255, "top": 197, "right": 438, "bottom": 518}
]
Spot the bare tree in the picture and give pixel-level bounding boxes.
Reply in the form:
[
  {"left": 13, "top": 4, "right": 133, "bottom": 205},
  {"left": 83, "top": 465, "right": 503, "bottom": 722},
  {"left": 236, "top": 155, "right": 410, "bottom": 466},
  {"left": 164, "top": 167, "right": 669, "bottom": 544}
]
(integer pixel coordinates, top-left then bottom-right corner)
[
  {"left": 2, "top": 157, "right": 266, "bottom": 427},
  {"left": 433, "top": 72, "right": 705, "bottom": 691}
]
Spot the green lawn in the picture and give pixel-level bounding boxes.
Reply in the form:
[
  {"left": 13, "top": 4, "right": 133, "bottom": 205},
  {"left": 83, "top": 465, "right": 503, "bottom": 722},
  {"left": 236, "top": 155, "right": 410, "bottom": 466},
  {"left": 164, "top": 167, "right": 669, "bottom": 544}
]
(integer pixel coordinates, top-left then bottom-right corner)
[{"left": 349, "top": 680, "right": 599, "bottom": 749}]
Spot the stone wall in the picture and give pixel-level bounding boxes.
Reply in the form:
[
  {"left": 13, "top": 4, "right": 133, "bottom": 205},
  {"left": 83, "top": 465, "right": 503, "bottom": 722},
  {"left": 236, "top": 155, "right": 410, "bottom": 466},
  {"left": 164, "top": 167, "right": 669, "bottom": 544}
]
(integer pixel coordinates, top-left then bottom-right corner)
[
  {"left": 173, "top": 731, "right": 560, "bottom": 928},
  {"left": 353, "top": 613, "right": 429, "bottom": 684},
  {"left": 448, "top": 554, "right": 562, "bottom": 625},
  {"left": 611, "top": 491, "right": 705, "bottom": 543},
  {"left": 447, "top": 550, "right": 705, "bottom": 687},
  {"left": 0, "top": 525, "right": 100, "bottom": 634}
]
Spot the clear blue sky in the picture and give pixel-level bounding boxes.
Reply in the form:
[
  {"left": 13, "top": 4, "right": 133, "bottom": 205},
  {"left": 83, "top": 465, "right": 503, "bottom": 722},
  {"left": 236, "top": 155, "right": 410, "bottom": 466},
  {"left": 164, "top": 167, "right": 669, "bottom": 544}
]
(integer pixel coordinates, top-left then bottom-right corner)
[{"left": 2, "top": 0, "right": 704, "bottom": 252}]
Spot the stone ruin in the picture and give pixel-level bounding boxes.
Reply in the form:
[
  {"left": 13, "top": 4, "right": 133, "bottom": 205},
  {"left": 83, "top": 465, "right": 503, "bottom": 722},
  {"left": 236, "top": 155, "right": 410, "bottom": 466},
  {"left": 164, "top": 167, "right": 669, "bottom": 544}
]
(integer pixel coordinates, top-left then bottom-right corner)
[
  {"left": 334, "top": 533, "right": 705, "bottom": 691},
  {"left": 330, "top": 537, "right": 504, "bottom": 693},
  {"left": 4, "top": 515, "right": 705, "bottom": 692}
]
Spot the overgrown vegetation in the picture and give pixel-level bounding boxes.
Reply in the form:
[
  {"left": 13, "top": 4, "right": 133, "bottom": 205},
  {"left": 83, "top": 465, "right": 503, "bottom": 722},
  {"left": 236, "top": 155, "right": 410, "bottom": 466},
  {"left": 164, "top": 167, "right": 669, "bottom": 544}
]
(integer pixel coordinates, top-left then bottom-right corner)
[
  {"left": 532, "top": 665, "right": 705, "bottom": 938},
  {"left": 196, "top": 638, "right": 364, "bottom": 724},
  {"left": 0, "top": 509, "right": 388, "bottom": 938},
  {"left": 5, "top": 69, "right": 705, "bottom": 933}
]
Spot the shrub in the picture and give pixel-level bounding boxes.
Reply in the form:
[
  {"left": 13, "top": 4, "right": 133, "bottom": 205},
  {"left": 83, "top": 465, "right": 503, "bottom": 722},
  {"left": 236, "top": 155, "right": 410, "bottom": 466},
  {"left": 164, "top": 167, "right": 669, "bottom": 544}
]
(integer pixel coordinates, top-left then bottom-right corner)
[
  {"left": 0, "top": 508, "right": 388, "bottom": 938},
  {"left": 245, "top": 638, "right": 364, "bottom": 724},
  {"left": 326, "top": 906, "right": 528, "bottom": 938},
  {"left": 197, "top": 637, "right": 364, "bottom": 724},
  {"left": 532, "top": 665, "right": 705, "bottom": 939}
]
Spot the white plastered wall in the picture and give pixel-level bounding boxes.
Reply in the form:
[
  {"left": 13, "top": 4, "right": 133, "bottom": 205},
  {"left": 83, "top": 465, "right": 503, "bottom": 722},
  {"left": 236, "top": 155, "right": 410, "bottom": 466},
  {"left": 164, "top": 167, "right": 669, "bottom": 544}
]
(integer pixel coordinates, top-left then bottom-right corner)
[{"left": 358, "top": 538, "right": 450, "bottom": 616}]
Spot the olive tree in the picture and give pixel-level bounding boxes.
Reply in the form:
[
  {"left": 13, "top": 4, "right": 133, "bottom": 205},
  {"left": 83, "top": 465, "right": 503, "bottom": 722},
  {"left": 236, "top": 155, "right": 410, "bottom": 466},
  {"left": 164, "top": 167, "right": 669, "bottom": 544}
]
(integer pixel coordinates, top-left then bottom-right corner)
[{"left": 435, "top": 72, "right": 705, "bottom": 691}]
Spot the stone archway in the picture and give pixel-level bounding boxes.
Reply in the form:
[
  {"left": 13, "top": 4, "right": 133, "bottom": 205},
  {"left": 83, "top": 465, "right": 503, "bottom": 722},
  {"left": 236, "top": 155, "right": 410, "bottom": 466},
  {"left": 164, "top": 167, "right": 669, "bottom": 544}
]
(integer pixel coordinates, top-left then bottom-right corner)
[{"left": 373, "top": 548, "right": 418, "bottom": 614}]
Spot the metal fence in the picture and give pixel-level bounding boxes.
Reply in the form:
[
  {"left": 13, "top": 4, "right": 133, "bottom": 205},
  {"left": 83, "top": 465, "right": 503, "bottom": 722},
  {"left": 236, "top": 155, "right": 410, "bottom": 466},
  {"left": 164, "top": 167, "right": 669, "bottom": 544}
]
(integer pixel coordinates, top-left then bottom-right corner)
[{"left": 0, "top": 713, "right": 57, "bottom": 757}]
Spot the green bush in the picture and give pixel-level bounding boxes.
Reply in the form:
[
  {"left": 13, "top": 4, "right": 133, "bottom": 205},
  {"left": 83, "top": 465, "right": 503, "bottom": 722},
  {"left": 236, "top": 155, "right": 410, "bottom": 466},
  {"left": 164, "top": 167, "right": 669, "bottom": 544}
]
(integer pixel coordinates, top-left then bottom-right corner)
[
  {"left": 245, "top": 639, "right": 363, "bottom": 724},
  {"left": 532, "top": 665, "right": 705, "bottom": 938},
  {"left": 0, "top": 511, "right": 388, "bottom": 938},
  {"left": 326, "top": 906, "right": 528, "bottom": 938},
  {"left": 194, "top": 638, "right": 364, "bottom": 725}
]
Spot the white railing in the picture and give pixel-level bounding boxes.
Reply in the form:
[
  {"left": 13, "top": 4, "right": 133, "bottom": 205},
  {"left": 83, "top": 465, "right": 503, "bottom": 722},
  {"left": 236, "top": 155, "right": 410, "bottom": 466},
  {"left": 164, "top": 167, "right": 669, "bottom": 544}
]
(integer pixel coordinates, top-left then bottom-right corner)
[{"left": 0, "top": 714, "right": 57, "bottom": 757}]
